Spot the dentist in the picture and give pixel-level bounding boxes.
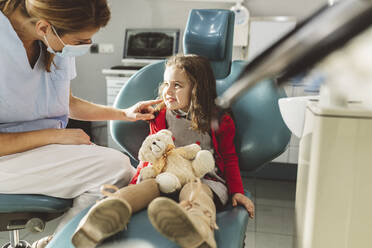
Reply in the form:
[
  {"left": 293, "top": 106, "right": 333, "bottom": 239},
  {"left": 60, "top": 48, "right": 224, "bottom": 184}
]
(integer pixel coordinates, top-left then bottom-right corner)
[{"left": 0, "top": 0, "right": 160, "bottom": 247}]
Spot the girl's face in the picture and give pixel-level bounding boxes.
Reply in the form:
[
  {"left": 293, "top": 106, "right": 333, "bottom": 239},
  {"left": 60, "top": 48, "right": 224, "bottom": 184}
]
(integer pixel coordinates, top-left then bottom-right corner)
[{"left": 162, "top": 65, "right": 193, "bottom": 112}]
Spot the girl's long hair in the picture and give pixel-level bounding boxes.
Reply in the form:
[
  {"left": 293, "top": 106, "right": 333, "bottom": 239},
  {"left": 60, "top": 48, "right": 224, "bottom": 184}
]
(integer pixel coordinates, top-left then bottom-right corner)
[
  {"left": 156, "top": 54, "right": 218, "bottom": 133},
  {"left": 0, "top": 0, "right": 110, "bottom": 72}
]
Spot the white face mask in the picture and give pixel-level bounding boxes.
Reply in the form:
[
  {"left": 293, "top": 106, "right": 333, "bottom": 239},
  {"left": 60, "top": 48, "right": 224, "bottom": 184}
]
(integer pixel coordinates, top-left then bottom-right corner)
[{"left": 43, "top": 26, "right": 92, "bottom": 57}]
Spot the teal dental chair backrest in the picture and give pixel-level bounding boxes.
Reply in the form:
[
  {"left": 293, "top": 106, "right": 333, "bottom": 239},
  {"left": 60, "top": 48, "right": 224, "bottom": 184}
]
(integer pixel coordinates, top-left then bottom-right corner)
[
  {"left": 183, "top": 9, "right": 234, "bottom": 79},
  {"left": 111, "top": 9, "right": 290, "bottom": 172}
]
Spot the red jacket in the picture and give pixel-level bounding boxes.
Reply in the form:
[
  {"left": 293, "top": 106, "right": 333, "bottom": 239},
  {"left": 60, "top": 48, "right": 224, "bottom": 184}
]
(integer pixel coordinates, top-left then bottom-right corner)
[{"left": 130, "top": 108, "right": 244, "bottom": 195}]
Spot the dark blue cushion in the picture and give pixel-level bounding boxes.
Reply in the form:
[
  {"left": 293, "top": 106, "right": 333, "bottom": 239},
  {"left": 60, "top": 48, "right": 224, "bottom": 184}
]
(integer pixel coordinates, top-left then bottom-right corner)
[{"left": 0, "top": 194, "right": 72, "bottom": 213}]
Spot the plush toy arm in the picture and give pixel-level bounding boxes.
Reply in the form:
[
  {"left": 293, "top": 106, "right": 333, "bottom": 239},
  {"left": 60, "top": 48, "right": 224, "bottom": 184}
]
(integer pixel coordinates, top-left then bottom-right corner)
[
  {"left": 155, "top": 172, "right": 182, "bottom": 193},
  {"left": 140, "top": 166, "right": 157, "bottom": 180},
  {"left": 175, "top": 144, "right": 201, "bottom": 160}
]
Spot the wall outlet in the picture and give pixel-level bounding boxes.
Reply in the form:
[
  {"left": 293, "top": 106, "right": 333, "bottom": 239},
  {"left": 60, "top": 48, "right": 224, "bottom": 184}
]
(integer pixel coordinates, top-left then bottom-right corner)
[
  {"left": 98, "top": 43, "right": 114, "bottom": 53},
  {"left": 90, "top": 43, "right": 99, "bottom": 53}
]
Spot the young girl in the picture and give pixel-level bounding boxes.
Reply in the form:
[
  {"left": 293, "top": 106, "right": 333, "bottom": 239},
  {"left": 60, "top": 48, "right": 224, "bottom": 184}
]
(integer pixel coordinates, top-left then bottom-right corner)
[{"left": 72, "top": 54, "right": 255, "bottom": 248}]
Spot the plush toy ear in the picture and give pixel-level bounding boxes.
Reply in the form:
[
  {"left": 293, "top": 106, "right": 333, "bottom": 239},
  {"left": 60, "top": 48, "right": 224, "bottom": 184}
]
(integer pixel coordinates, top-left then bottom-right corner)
[
  {"left": 158, "top": 129, "right": 172, "bottom": 137},
  {"left": 157, "top": 129, "right": 174, "bottom": 146}
]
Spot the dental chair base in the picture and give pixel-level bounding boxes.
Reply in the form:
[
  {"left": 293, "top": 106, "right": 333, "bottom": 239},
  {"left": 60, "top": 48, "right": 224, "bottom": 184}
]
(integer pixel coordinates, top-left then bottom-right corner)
[
  {"left": 2, "top": 239, "right": 30, "bottom": 248},
  {"left": 0, "top": 194, "right": 72, "bottom": 248},
  {"left": 295, "top": 101, "right": 372, "bottom": 248}
]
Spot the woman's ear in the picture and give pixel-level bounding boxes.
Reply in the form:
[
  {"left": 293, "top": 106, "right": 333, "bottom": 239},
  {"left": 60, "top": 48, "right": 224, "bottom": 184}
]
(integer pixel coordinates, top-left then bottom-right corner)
[{"left": 35, "top": 19, "right": 50, "bottom": 38}]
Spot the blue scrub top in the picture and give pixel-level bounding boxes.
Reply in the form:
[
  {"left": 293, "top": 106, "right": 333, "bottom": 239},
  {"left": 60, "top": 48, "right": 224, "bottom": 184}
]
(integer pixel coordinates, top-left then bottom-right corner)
[{"left": 0, "top": 11, "right": 76, "bottom": 133}]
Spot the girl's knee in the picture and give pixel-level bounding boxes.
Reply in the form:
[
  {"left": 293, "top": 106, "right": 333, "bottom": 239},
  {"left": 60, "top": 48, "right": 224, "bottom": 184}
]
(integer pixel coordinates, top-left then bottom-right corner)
[{"left": 180, "top": 181, "right": 213, "bottom": 198}]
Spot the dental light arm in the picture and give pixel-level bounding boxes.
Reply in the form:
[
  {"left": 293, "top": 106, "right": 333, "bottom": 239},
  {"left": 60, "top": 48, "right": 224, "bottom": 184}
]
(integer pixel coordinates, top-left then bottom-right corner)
[{"left": 216, "top": 0, "right": 372, "bottom": 109}]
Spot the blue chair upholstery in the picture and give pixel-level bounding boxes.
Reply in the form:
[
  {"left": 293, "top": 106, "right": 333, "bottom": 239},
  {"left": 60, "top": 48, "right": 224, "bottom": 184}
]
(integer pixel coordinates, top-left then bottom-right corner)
[
  {"left": 0, "top": 194, "right": 72, "bottom": 247},
  {"left": 47, "top": 9, "right": 290, "bottom": 248},
  {"left": 184, "top": 10, "right": 234, "bottom": 79}
]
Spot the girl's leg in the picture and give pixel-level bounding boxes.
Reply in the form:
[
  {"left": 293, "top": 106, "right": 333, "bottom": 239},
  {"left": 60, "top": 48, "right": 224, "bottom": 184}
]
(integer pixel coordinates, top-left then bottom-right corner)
[
  {"left": 112, "top": 179, "right": 160, "bottom": 213},
  {"left": 72, "top": 179, "right": 160, "bottom": 248},
  {"left": 148, "top": 181, "right": 217, "bottom": 248}
]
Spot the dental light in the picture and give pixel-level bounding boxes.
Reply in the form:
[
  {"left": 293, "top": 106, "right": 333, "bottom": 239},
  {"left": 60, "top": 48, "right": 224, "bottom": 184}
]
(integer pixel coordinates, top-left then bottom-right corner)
[{"left": 216, "top": 0, "right": 372, "bottom": 108}]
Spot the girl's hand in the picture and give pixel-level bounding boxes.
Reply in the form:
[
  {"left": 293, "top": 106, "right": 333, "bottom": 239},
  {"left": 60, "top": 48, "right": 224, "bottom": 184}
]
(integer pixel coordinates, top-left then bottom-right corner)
[
  {"left": 56, "top": 129, "right": 92, "bottom": 145},
  {"left": 232, "top": 193, "right": 255, "bottom": 219},
  {"left": 123, "top": 99, "right": 163, "bottom": 121}
]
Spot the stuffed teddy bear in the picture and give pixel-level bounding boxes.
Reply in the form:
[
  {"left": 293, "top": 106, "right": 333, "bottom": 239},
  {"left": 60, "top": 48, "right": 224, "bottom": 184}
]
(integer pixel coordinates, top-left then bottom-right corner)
[{"left": 138, "top": 129, "right": 215, "bottom": 193}]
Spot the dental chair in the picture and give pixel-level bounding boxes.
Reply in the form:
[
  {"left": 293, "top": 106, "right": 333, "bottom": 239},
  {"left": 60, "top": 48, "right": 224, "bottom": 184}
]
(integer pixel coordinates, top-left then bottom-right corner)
[
  {"left": 0, "top": 194, "right": 72, "bottom": 248},
  {"left": 46, "top": 9, "right": 290, "bottom": 248}
]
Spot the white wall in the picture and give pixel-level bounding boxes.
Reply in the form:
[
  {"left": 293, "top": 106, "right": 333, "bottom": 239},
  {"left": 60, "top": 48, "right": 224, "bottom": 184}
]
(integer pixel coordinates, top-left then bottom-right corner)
[
  {"left": 70, "top": 0, "right": 326, "bottom": 144},
  {"left": 71, "top": 0, "right": 326, "bottom": 103}
]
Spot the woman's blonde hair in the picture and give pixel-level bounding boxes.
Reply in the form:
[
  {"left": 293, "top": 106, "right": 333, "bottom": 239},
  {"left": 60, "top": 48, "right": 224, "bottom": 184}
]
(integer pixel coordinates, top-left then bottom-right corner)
[
  {"left": 0, "top": 0, "right": 110, "bottom": 72},
  {"left": 156, "top": 54, "right": 218, "bottom": 133}
]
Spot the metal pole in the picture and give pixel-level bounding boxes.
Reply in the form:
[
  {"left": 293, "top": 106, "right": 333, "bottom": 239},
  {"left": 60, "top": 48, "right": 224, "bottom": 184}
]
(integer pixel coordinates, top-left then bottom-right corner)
[{"left": 9, "top": 230, "right": 20, "bottom": 248}]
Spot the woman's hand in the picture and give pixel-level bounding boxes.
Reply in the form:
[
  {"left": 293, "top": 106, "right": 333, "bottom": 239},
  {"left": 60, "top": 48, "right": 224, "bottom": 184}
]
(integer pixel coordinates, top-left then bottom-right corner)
[
  {"left": 55, "top": 129, "right": 92, "bottom": 145},
  {"left": 123, "top": 99, "right": 163, "bottom": 121},
  {"left": 232, "top": 193, "right": 255, "bottom": 219}
]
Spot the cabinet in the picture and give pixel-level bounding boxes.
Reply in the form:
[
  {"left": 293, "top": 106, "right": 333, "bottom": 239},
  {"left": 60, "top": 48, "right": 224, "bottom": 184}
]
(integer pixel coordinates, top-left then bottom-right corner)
[{"left": 295, "top": 101, "right": 372, "bottom": 247}]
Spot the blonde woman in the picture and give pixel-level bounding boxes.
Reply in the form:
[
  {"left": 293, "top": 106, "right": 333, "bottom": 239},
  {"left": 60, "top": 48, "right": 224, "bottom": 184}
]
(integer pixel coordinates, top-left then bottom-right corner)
[{"left": 0, "top": 0, "right": 160, "bottom": 247}]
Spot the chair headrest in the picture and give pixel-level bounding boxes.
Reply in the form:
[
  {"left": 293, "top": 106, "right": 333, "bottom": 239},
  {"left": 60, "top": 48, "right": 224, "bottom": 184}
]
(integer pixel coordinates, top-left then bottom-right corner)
[{"left": 183, "top": 9, "right": 235, "bottom": 79}]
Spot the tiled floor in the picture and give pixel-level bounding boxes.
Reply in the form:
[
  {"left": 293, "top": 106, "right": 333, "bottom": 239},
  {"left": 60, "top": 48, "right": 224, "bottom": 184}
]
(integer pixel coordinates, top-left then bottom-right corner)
[
  {"left": 0, "top": 177, "right": 296, "bottom": 248},
  {"left": 243, "top": 177, "right": 296, "bottom": 248}
]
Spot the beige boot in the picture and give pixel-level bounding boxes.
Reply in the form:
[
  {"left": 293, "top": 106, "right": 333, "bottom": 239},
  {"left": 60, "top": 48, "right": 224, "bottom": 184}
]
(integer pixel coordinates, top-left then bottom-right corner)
[
  {"left": 148, "top": 180, "right": 218, "bottom": 248},
  {"left": 72, "top": 179, "right": 160, "bottom": 248}
]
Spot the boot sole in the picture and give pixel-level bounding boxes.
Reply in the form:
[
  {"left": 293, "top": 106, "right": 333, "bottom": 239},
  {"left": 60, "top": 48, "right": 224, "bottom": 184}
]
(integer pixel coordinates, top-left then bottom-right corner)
[
  {"left": 148, "top": 197, "right": 210, "bottom": 248},
  {"left": 71, "top": 198, "right": 132, "bottom": 248}
]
